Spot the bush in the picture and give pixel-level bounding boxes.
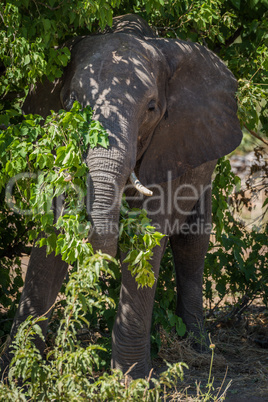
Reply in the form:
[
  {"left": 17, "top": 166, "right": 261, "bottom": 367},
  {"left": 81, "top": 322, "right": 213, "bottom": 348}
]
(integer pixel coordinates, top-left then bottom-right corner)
[{"left": 0, "top": 1, "right": 267, "bottom": 398}]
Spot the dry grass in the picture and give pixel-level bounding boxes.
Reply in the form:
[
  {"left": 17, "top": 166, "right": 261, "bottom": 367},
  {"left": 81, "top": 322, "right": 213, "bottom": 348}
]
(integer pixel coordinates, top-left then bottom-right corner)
[
  {"left": 157, "top": 329, "right": 225, "bottom": 369},
  {"left": 153, "top": 303, "right": 268, "bottom": 401}
]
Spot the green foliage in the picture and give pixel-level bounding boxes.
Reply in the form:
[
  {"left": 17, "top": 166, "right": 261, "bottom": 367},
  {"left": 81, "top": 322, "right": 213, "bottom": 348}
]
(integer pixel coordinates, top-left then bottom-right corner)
[
  {"left": 0, "top": 275, "right": 187, "bottom": 400},
  {"left": 1, "top": 1, "right": 267, "bottom": 139},
  {"left": 120, "top": 199, "right": 165, "bottom": 288},
  {"left": 152, "top": 158, "right": 267, "bottom": 353},
  {"left": 0, "top": 102, "right": 166, "bottom": 358},
  {"left": 0, "top": 254, "right": 23, "bottom": 337},
  {"left": 152, "top": 243, "right": 186, "bottom": 356},
  {"left": 0, "top": 0, "right": 123, "bottom": 97},
  {"left": 204, "top": 155, "right": 268, "bottom": 304},
  {"left": 0, "top": 0, "right": 267, "bottom": 398},
  {"left": 131, "top": 0, "right": 267, "bottom": 140},
  {"left": 0, "top": 187, "right": 33, "bottom": 336},
  {"left": 0, "top": 102, "right": 108, "bottom": 253},
  {"left": 0, "top": 101, "right": 162, "bottom": 278}
]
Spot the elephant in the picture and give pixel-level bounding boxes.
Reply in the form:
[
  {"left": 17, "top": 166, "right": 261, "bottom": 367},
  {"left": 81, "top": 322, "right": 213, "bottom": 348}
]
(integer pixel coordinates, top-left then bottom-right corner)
[{"left": 1, "top": 14, "right": 242, "bottom": 380}]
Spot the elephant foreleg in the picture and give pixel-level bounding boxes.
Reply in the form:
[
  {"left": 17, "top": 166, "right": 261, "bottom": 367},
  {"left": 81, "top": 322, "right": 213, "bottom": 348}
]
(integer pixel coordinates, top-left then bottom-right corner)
[
  {"left": 170, "top": 187, "right": 212, "bottom": 350},
  {"left": 112, "top": 238, "right": 167, "bottom": 379},
  {"left": 1, "top": 245, "right": 68, "bottom": 373}
]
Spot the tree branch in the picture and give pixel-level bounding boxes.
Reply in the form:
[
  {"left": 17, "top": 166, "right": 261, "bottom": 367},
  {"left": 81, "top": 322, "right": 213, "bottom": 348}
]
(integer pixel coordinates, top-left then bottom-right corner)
[
  {"left": 243, "top": 123, "right": 268, "bottom": 146},
  {"left": 37, "top": 1, "right": 65, "bottom": 10},
  {"left": 224, "top": 26, "right": 243, "bottom": 48}
]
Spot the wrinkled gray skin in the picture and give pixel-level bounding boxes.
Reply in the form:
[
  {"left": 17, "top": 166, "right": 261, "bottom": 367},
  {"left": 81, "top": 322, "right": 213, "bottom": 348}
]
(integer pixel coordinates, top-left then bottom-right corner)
[{"left": 1, "top": 15, "right": 242, "bottom": 379}]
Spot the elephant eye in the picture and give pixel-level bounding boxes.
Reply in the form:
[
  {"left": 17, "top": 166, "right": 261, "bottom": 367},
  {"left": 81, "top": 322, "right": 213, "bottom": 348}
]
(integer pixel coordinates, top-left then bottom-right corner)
[{"left": 148, "top": 100, "right": 156, "bottom": 112}]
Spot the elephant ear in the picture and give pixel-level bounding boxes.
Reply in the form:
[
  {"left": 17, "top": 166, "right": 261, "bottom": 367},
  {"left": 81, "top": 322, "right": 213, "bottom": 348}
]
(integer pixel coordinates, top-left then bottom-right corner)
[
  {"left": 139, "top": 39, "right": 242, "bottom": 185},
  {"left": 22, "top": 37, "right": 83, "bottom": 118},
  {"left": 22, "top": 77, "right": 64, "bottom": 118}
]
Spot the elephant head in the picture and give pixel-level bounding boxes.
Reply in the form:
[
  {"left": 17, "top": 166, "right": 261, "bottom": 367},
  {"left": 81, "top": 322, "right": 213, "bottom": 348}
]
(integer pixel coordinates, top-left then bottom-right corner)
[{"left": 23, "top": 14, "right": 242, "bottom": 257}]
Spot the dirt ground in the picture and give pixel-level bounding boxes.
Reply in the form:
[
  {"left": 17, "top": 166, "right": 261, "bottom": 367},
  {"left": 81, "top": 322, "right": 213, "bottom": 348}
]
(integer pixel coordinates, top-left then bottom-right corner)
[{"left": 154, "top": 300, "right": 268, "bottom": 401}]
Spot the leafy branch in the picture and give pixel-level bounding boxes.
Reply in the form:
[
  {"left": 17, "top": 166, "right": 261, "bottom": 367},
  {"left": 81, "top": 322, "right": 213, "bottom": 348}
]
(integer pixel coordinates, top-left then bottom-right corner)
[{"left": 243, "top": 123, "right": 268, "bottom": 146}]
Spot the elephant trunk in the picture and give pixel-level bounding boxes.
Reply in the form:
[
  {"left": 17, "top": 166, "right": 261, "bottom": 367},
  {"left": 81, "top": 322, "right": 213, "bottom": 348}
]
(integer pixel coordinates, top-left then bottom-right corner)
[{"left": 86, "top": 118, "right": 134, "bottom": 257}]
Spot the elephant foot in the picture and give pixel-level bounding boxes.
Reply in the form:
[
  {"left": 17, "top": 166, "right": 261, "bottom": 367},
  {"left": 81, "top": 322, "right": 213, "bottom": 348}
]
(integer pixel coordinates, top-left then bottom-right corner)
[
  {"left": 186, "top": 326, "right": 211, "bottom": 354},
  {"left": 114, "top": 362, "right": 157, "bottom": 389},
  {"left": 111, "top": 356, "right": 152, "bottom": 380}
]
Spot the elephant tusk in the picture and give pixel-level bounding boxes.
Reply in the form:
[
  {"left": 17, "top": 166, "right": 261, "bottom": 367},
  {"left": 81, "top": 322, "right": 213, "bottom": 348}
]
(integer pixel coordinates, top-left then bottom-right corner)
[{"left": 129, "top": 172, "right": 153, "bottom": 197}]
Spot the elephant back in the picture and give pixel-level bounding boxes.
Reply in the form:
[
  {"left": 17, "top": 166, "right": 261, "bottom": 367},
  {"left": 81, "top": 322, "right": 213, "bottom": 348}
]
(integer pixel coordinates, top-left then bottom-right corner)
[{"left": 101, "top": 14, "right": 157, "bottom": 39}]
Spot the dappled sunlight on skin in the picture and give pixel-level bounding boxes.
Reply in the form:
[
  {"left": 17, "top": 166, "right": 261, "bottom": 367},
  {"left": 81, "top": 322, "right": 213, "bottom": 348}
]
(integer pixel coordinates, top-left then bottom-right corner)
[
  {"left": 59, "top": 34, "right": 168, "bottom": 206},
  {"left": 7, "top": 15, "right": 242, "bottom": 382},
  {"left": 20, "top": 18, "right": 241, "bottom": 253},
  {"left": 53, "top": 26, "right": 242, "bottom": 258},
  {"left": 62, "top": 35, "right": 165, "bottom": 119},
  {"left": 112, "top": 51, "right": 128, "bottom": 64},
  {"left": 57, "top": 32, "right": 169, "bottom": 257}
]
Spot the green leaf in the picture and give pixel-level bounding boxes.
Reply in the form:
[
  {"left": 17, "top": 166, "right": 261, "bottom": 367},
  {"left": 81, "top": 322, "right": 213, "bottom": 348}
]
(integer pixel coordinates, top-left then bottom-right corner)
[
  {"left": 249, "top": 0, "right": 259, "bottom": 7},
  {"left": 0, "top": 114, "right": 9, "bottom": 126},
  {"left": 47, "top": 232, "right": 57, "bottom": 251},
  {"left": 176, "top": 319, "right": 186, "bottom": 337},
  {"left": 57, "top": 53, "right": 69, "bottom": 66},
  {"left": 43, "top": 19, "right": 51, "bottom": 32},
  {"left": 234, "top": 247, "right": 244, "bottom": 270},
  {"left": 262, "top": 198, "right": 268, "bottom": 208},
  {"left": 24, "top": 54, "right": 31, "bottom": 65},
  {"left": 230, "top": 0, "right": 240, "bottom": 9}
]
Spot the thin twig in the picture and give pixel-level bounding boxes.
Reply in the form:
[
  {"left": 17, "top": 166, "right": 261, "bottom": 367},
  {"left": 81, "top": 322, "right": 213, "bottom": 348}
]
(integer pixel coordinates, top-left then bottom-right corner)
[
  {"left": 177, "top": 2, "right": 195, "bottom": 23},
  {"left": 153, "top": 2, "right": 195, "bottom": 34},
  {"left": 16, "top": 181, "right": 28, "bottom": 203},
  {"left": 38, "top": 302, "right": 56, "bottom": 320},
  {"left": 206, "top": 297, "right": 224, "bottom": 319},
  {"left": 244, "top": 209, "right": 268, "bottom": 228},
  {"left": 23, "top": 302, "right": 57, "bottom": 346},
  {"left": 243, "top": 123, "right": 268, "bottom": 146},
  {"left": 216, "top": 366, "right": 228, "bottom": 399},
  {"left": 32, "top": 0, "right": 41, "bottom": 17},
  {"left": 250, "top": 66, "right": 262, "bottom": 82},
  {"left": 219, "top": 378, "right": 232, "bottom": 401},
  {"left": 143, "top": 368, "right": 154, "bottom": 398},
  {"left": 224, "top": 26, "right": 243, "bottom": 48},
  {"left": 0, "top": 11, "right": 6, "bottom": 26},
  {"left": 37, "top": 1, "right": 64, "bottom": 10}
]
